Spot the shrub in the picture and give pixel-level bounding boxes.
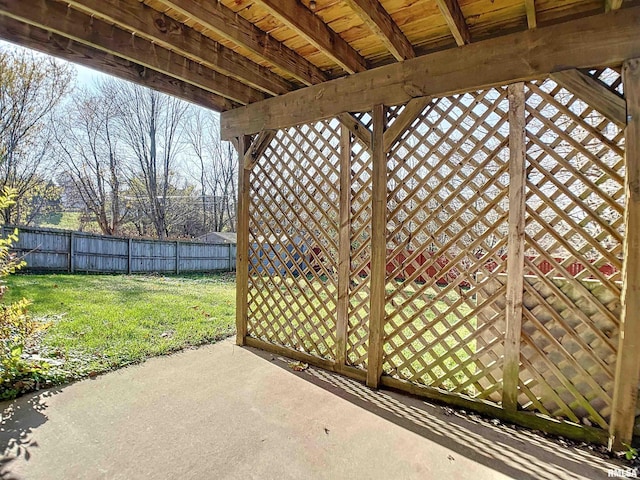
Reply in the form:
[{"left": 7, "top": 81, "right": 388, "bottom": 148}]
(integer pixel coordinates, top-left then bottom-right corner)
[{"left": 0, "top": 189, "right": 51, "bottom": 400}]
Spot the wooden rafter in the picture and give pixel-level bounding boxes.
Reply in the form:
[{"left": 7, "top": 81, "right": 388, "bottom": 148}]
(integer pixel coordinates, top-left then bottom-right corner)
[
  {"left": 220, "top": 7, "right": 640, "bottom": 138},
  {"left": 343, "top": 0, "right": 414, "bottom": 61},
  {"left": 436, "top": 0, "right": 471, "bottom": 46},
  {"left": 253, "top": 0, "right": 367, "bottom": 74},
  {"left": 0, "top": 16, "right": 236, "bottom": 111},
  {"left": 606, "top": 0, "right": 624, "bottom": 12},
  {"left": 550, "top": 69, "right": 626, "bottom": 127},
  {"left": 64, "top": 0, "right": 293, "bottom": 96},
  {"left": 525, "top": 0, "right": 537, "bottom": 29},
  {"left": 0, "top": 0, "right": 266, "bottom": 105},
  {"left": 154, "top": 0, "right": 328, "bottom": 86}
]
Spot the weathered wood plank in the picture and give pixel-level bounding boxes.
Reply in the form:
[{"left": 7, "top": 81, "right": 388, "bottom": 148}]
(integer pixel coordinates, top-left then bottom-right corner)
[
  {"left": 220, "top": 7, "right": 640, "bottom": 138},
  {"left": 0, "top": 0, "right": 265, "bottom": 105},
  {"left": 525, "top": 0, "right": 536, "bottom": 29},
  {"left": 436, "top": 0, "right": 471, "bottom": 46},
  {"left": 0, "top": 16, "right": 236, "bottom": 111},
  {"left": 606, "top": 0, "right": 624, "bottom": 12},
  {"left": 609, "top": 58, "right": 640, "bottom": 451},
  {"left": 551, "top": 69, "right": 626, "bottom": 127},
  {"left": 338, "top": 113, "right": 372, "bottom": 150},
  {"left": 383, "top": 96, "right": 431, "bottom": 153},
  {"left": 366, "top": 104, "right": 386, "bottom": 388},
  {"left": 343, "top": 0, "right": 414, "bottom": 61},
  {"left": 244, "top": 130, "right": 277, "bottom": 170},
  {"left": 503, "top": 82, "right": 527, "bottom": 412},
  {"left": 253, "top": 0, "right": 367, "bottom": 74},
  {"left": 336, "top": 124, "right": 352, "bottom": 367},
  {"left": 155, "top": 0, "right": 328, "bottom": 86},
  {"left": 235, "top": 135, "right": 252, "bottom": 346},
  {"left": 64, "top": 0, "right": 293, "bottom": 96}
]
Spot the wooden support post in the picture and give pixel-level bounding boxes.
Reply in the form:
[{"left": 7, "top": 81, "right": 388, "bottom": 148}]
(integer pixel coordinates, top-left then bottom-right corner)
[
  {"left": 235, "top": 135, "right": 252, "bottom": 346},
  {"left": 503, "top": 82, "right": 527, "bottom": 411},
  {"left": 609, "top": 58, "right": 640, "bottom": 451},
  {"left": 127, "top": 238, "right": 133, "bottom": 274},
  {"left": 175, "top": 241, "right": 180, "bottom": 275},
  {"left": 366, "top": 104, "right": 387, "bottom": 388},
  {"left": 336, "top": 123, "right": 352, "bottom": 367},
  {"left": 69, "top": 232, "right": 75, "bottom": 273}
]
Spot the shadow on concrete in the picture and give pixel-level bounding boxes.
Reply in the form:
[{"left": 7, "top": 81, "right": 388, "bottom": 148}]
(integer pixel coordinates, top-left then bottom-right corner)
[
  {"left": 245, "top": 346, "right": 622, "bottom": 480},
  {"left": 0, "top": 388, "right": 62, "bottom": 480}
]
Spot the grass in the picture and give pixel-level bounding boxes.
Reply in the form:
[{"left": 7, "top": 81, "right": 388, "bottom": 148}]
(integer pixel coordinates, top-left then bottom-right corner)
[{"left": 4, "top": 273, "right": 236, "bottom": 382}]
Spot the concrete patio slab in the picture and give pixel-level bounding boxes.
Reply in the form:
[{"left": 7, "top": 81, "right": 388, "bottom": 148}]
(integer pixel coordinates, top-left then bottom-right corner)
[{"left": 0, "top": 339, "right": 626, "bottom": 480}]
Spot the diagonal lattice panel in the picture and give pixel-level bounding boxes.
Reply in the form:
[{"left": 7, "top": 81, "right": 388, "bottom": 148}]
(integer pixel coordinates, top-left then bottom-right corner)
[
  {"left": 346, "top": 112, "right": 373, "bottom": 369},
  {"left": 518, "top": 72, "right": 624, "bottom": 429},
  {"left": 381, "top": 89, "right": 511, "bottom": 403},
  {"left": 247, "top": 121, "right": 342, "bottom": 360}
]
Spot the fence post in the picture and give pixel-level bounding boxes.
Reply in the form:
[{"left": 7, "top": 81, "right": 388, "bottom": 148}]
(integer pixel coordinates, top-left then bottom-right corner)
[
  {"left": 235, "top": 135, "right": 252, "bottom": 346},
  {"left": 69, "top": 232, "right": 75, "bottom": 273},
  {"left": 127, "top": 238, "right": 132, "bottom": 274},
  {"left": 336, "top": 122, "right": 352, "bottom": 368},
  {"left": 503, "top": 82, "right": 527, "bottom": 411},
  {"left": 175, "top": 240, "right": 180, "bottom": 275},
  {"left": 609, "top": 58, "right": 640, "bottom": 451},
  {"left": 366, "top": 104, "right": 387, "bottom": 388}
]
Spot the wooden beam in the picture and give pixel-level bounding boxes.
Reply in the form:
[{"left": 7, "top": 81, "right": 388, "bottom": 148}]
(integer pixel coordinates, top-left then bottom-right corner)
[
  {"left": 221, "top": 7, "right": 640, "bottom": 139},
  {"left": 525, "top": 0, "right": 537, "bottom": 29},
  {"left": 0, "top": 16, "right": 236, "bottom": 111},
  {"left": 338, "top": 113, "right": 372, "bottom": 149},
  {"left": 366, "top": 104, "right": 387, "bottom": 388},
  {"left": 606, "top": 0, "right": 624, "bottom": 12},
  {"left": 244, "top": 130, "right": 276, "bottom": 170},
  {"left": 0, "top": 0, "right": 265, "bottom": 105},
  {"left": 235, "top": 134, "right": 252, "bottom": 346},
  {"left": 383, "top": 96, "right": 431, "bottom": 152},
  {"left": 336, "top": 123, "right": 352, "bottom": 367},
  {"left": 64, "top": 0, "right": 293, "bottom": 96},
  {"left": 343, "top": 0, "right": 414, "bottom": 61},
  {"left": 503, "top": 82, "right": 527, "bottom": 412},
  {"left": 436, "top": 0, "right": 471, "bottom": 46},
  {"left": 609, "top": 58, "right": 639, "bottom": 452},
  {"left": 253, "top": 0, "right": 367, "bottom": 74},
  {"left": 155, "top": 0, "right": 327, "bottom": 86},
  {"left": 551, "top": 69, "right": 626, "bottom": 127}
]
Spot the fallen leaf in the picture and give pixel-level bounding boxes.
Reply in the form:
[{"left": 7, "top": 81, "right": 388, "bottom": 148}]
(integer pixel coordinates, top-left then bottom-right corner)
[{"left": 289, "top": 361, "right": 308, "bottom": 372}]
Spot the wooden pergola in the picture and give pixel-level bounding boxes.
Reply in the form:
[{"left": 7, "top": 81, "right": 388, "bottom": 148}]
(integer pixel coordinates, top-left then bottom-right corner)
[{"left": 1, "top": 0, "right": 639, "bottom": 450}]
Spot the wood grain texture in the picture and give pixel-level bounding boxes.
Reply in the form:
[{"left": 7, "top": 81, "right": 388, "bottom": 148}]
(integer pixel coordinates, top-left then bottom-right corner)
[
  {"left": 609, "top": 58, "right": 640, "bottom": 450},
  {"left": 343, "top": 0, "right": 414, "bottom": 61},
  {"left": 235, "top": 135, "right": 252, "bottom": 346},
  {"left": 253, "top": 0, "right": 367, "bottom": 74},
  {"left": 436, "top": 0, "right": 470, "bottom": 46},
  {"left": 0, "top": 15, "right": 236, "bottom": 111},
  {"left": 525, "top": 0, "right": 537, "bottom": 29},
  {"left": 154, "top": 0, "right": 328, "bottom": 85},
  {"left": 221, "top": 7, "right": 640, "bottom": 138},
  {"left": 366, "top": 104, "right": 386, "bottom": 388},
  {"left": 0, "top": 0, "right": 265, "bottom": 105},
  {"left": 64, "top": 0, "right": 292, "bottom": 96},
  {"left": 503, "top": 82, "right": 527, "bottom": 412}
]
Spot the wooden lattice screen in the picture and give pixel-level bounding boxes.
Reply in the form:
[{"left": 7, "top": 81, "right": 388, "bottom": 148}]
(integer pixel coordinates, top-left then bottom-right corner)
[{"left": 236, "top": 67, "right": 632, "bottom": 445}]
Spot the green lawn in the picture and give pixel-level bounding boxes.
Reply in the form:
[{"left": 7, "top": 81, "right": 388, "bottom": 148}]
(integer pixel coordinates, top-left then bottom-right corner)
[{"left": 4, "top": 274, "right": 236, "bottom": 381}]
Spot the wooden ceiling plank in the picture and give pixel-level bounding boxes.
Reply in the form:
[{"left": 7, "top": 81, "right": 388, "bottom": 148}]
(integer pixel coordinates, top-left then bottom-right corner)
[
  {"left": 343, "top": 0, "right": 414, "bottom": 61},
  {"left": 0, "top": 0, "right": 266, "bottom": 105},
  {"left": 64, "top": 0, "right": 293, "bottom": 96},
  {"left": 154, "top": 0, "right": 327, "bottom": 86},
  {"left": 525, "top": 0, "right": 537, "bottom": 29},
  {"left": 0, "top": 16, "right": 236, "bottom": 111},
  {"left": 220, "top": 7, "right": 640, "bottom": 138},
  {"left": 252, "top": 0, "right": 367, "bottom": 74},
  {"left": 550, "top": 69, "right": 626, "bottom": 127},
  {"left": 606, "top": 0, "right": 624, "bottom": 12},
  {"left": 435, "top": 0, "right": 471, "bottom": 46}
]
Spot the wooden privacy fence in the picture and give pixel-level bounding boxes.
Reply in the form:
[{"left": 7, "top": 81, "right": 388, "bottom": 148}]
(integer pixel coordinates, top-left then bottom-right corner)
[
  {"left": 4, "top": 225, "right": 236, "bottom": 274},
  {"left": 235, "top": 65, "right": 640, "bottom": 446}
]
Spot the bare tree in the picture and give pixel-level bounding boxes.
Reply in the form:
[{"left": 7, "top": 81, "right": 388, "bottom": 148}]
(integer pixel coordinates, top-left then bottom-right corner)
[
  {"left": 0, "top": 47, "right": 74, "bottom": 224},
  {"left": 114, "top": 81, "right": 188, "bottom": 239},
  {"left": 185, "top": 108, "right": 238, "bottom": 233},
  {"left": 55, "top": 84, "right": 127, "bottom": 235}
]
